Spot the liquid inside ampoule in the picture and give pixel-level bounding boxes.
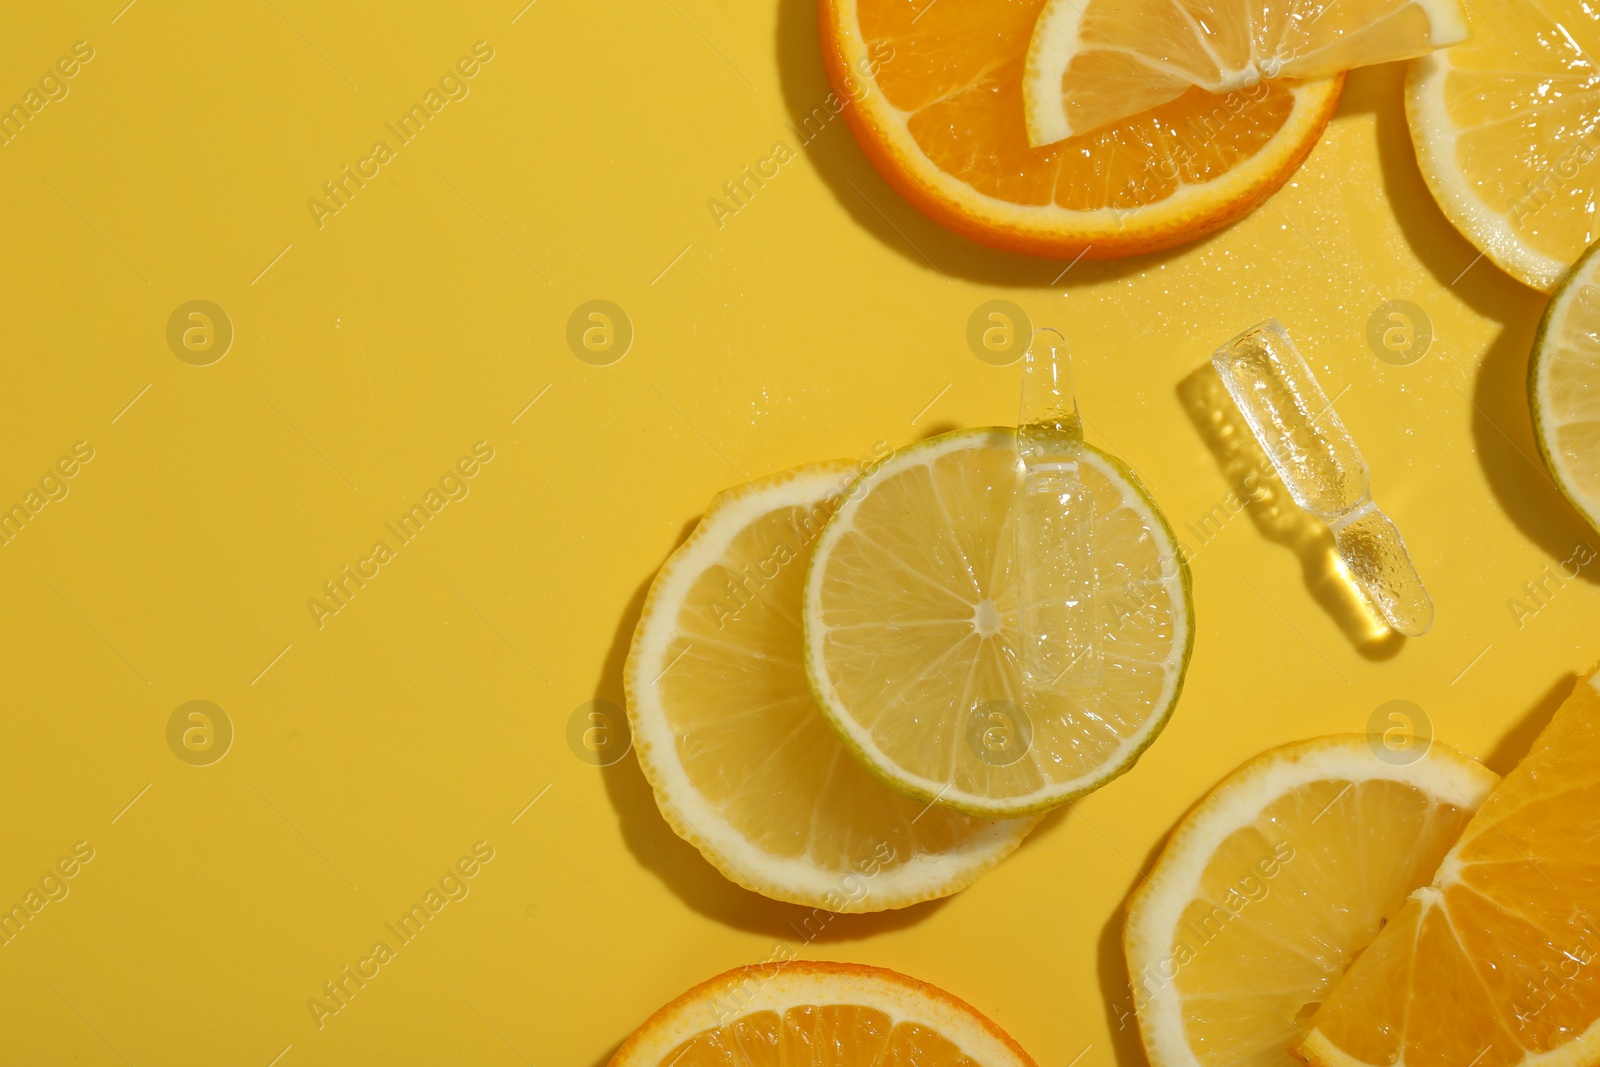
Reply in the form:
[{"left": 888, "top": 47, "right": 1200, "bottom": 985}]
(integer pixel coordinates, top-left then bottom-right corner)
[
  {"left": 1212, "top": 320, "right": 1434, "bottom": 637},
  {"left": 1016, "top": 329, "right": 1100, "bottom": 691}
]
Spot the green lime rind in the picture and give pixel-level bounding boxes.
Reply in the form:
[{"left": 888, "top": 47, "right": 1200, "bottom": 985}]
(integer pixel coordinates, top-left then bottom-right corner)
[
  {"left": 802, "top": 426, "right": 1195, "bottom": 819},
  {"left": 1529, "top": 236, "right": 1600, "bottom": 536}
]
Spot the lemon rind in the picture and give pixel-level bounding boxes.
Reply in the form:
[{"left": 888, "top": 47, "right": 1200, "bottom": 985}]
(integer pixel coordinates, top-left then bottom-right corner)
[{"left": 1022, "top": 0, "right": 1093, "bottom": 146}]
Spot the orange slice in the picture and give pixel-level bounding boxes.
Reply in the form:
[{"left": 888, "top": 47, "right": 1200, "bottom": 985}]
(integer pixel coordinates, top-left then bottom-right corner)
[
  {"left": 609, "top": 961, "right": 1037, "bottom": 1067},
  {"left": 1297, "top": 669, "right": 1600, "bottom": 1067},
  {"left": 820, "top": 0, "right": 1345, "bottom": 259}
]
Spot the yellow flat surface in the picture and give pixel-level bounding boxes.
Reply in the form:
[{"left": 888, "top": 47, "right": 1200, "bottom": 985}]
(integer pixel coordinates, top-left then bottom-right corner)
[{"left": 0, "top": 3, "right": 1594, "bottom": 1066}]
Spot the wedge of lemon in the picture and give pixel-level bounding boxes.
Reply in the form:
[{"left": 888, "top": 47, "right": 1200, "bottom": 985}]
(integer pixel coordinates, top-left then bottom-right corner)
[
  {"left": 1408, "top": 0, "right": 1600, "bottom": 292},
  {"left": 802, "top": 428, "right": 1193, "bottom": 818},
  {"left": 1297, "top": 672, "right": 1600, "bottom": 1067},
  {"left": 610, "top": 961, "right": 1038, "bottom": 1067},
  {"left": 1531, "top": 240, "right": 1600, "bottom": 532},
  {"left": 1024, "top": 0, "right": 1469, "bottom": 146},
  {"left": 624, "top": 461, "right": 1036, "bottom": 913},
  {"left": 1126, "top": 735, "right": 1498, "bottom": 1067}
]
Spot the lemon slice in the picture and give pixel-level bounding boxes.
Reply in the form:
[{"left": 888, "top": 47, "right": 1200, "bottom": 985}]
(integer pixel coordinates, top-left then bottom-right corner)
[
  {"left": 610, "top": 961, "right": 1038, "bottom": 1067},
  {"left": 802, "top": 428, "right": 1193, "bottom": 818},
  {"left": 1126, "top": 735, "right": 1499, "bottom": 1067},
  {"left": 1408, "top": 1, "right": 1600, "bottom": 292},
  {"left": 1531, "top": 240, "right": 1600, "bottom": 532},
  {"left": 624, "top": 461, "right": 1036, "bottom": 913},
  {"left": 1024, "top": 0, "right": 1468, "bottom": 146}
]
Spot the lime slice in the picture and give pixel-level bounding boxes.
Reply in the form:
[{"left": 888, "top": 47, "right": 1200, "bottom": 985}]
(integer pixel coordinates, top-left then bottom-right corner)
[
  {"left": 802, "top": 428, "right": 1194, "bottom": 818},
  {"left": 624, "top": 461, "right": 1037, "bottom": 912},
  {"left": 1531, "top": 238, "right": 1600, "bottom": 533}
]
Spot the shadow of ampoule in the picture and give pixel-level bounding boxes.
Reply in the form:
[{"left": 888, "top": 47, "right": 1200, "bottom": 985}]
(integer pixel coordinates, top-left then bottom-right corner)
[{"left": 1176, "top": 365, "right": 1403, "bottom": 659}]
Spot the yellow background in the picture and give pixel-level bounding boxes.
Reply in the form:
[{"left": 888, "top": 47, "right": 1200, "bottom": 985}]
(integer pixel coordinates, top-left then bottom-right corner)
[{"left": 0, "top": 1, "right": 1594, "bottom": 1065}]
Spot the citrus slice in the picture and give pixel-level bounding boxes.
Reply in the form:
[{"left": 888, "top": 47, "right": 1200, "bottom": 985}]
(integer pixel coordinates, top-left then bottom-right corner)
[
  {"left": 1024, "top": 0, "right": 1468, "bottom": 145},
  {"left": 820, "top": 0, "right": 1345, "bottom": 259},
  {"left": 1531, "top": 239, "right": 1600, "bottom": 532},
  {"left": 1297, "top": 671, "right": 1600, "bottom": 1067},
  {"left": 802, "top": 428, "right": 1193, "bottom": 818},
  {"left": 610, "top": 961, "right": 1037, "bottom": 1067},
  {"left": 624, "top": 461, "right": 1036, "bottom": 913},
  {"left": 1125, "top": 735, "right": 1498, "bottom": 1067},
  {"left": 1407, "top": 1, "right": 1600, "bottom": 292}
]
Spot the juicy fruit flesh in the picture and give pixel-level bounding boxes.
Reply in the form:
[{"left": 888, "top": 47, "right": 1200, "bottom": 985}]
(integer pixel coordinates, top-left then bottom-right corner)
[
  {"left": 658, "top": 491, "right": 999, "bottom": 876},
  {"left": 1304, "top": 679, "right": 1600, "bottom": 1067},
  {"left": 814, "top": 437, "right": 1184, "bottom": 804},
  {"left": 860, "top": 0, "right": 1297, "bottom": 210},
  {"left": 1544, "top": 280, "right": 1600, "bottom": 508},
  {"left": 1440, "top": 0, "right": 1600, "bottom": 267},
  {"left": 1047, "top": 0, "right": 1442, "bottom": 137},
  {"left": 1155, "top": 776, "right": 1476, "bottom": 1067},
  {"left": 658, "top": 1006, "right": 982, "bottom": 1067}
]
